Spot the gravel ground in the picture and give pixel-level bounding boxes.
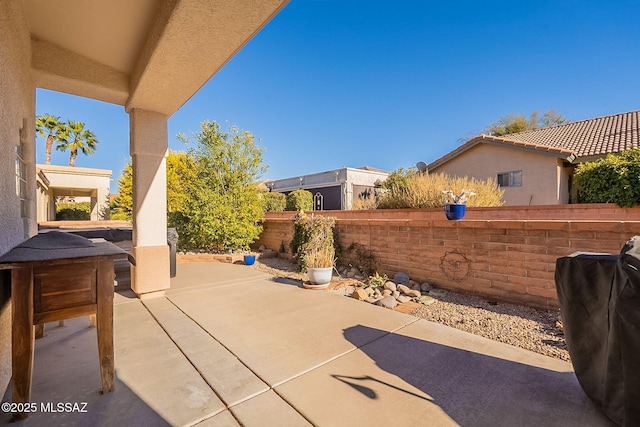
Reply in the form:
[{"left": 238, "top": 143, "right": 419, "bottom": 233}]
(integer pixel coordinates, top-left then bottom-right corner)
[{"left": 253, "top": 256, "right": 569, "bottom": 362}]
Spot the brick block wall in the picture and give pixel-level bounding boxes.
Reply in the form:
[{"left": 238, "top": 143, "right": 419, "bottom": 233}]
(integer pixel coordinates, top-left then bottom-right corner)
[{"left": 255, "top": 205, "right": 640, "bottom": 309}]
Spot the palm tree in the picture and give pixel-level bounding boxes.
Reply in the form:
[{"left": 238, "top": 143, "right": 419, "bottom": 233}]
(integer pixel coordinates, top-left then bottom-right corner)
[
  {"left": 56, "top": 121, "right": 98, "bottom": 167},
  {"left": 35, "top": 114, "right": 67, "bottom": 164}
]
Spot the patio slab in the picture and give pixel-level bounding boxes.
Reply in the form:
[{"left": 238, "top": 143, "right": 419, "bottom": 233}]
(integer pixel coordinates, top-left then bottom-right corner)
[
  {"left": 165, "top": 274, "right": 418, "bottom": 387},
  {"left": 1, "top": 262, "right": 616, "bottom": 426},
  {"left": 275, "top": 320, "right": 611, "bottom": 426}
]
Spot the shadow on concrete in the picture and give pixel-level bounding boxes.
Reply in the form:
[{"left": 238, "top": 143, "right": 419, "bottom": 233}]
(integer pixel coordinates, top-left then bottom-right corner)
[
  {"left": 1, "top": 320, "right": 169, "bottom": 426},
  {"left": 340, "top": 325, "right": 614, "bottom": 427},
  {"left": 269, "top": 277, "right": 303, "bottom": 287}
]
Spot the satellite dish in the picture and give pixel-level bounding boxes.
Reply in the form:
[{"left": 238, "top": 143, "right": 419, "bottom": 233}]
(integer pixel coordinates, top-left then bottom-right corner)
[{"left": 416, "top": 161, "right": 428, "bottom": 174}]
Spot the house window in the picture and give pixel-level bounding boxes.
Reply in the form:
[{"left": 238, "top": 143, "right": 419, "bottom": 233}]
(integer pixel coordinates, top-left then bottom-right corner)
[
  {"left": 497, "top": 170, "right": 522, "bottom": 187},
  {"left": 15, "top": 144, "right": 27, "bottom": 201}
]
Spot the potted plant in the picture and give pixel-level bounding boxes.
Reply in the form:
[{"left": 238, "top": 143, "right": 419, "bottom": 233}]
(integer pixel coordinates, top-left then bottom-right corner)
[
  {"left": 304, "top": 245, "right": 335, "bottom": 289},
  {"left": 291, "top": 211, "right": 336, "bottom": 289},
  {"left": 442, "top": 189, "right": 475, "bottom": 220}
]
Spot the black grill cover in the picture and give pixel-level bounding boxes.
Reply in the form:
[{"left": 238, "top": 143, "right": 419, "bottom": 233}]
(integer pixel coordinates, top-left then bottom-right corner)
[{"left": 555, "top": 236, "right": 640, "bottom": 427}]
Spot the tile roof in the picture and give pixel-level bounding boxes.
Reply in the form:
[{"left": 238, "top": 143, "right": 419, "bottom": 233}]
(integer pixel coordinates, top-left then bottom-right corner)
[
  {"left": 499, "top": 110, "right": 640, "bottom": 159},
  {"left": 428, "top": 110, "right": 640, "bottom": 171}
]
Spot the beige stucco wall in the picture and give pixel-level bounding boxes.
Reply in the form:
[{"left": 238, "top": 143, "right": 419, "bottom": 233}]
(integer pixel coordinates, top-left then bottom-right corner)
[
  {"left": 431, "top": 143, "right": 570, "bottom": 205},
  {"left": 0, "top": 0, "right": 36, "bottom": 398},
  {"left": 37, "top": 165, "right": 112, "bottom": 221}
]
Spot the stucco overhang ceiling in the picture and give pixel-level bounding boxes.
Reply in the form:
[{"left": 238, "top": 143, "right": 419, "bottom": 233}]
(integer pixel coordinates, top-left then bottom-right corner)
[{"left": 26, "top": 0, "right": 288, "bottom": 116}]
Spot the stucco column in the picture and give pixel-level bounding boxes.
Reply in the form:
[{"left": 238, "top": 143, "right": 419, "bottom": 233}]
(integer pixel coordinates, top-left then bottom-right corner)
[{"left": 129, "top": 108, "right": 170, "bottom": 296}]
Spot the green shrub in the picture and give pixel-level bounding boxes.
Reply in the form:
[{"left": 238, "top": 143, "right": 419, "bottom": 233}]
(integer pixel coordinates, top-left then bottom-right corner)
[
  {"left": 262, "top": 191, "right": 286, "bottom": 212},
  {"left": 290, "top": 211, "right": 335, "bottom": 272},
  {"left": 377, "top": 172, "right": 504, "bottom": 209},
  {"left": 574, "top": 148, "right": 640, "bottom": 208},
  {"left": 56, "top": 201, "right": 91, "bottom": 220},
  {"left": 286, "top": 189, "right": 313, "bottom": 211}
]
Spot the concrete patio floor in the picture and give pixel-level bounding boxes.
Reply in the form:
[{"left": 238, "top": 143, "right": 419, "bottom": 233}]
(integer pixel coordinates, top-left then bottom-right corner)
[{"left": 2, "top": 262, "right": 614, "bottom": 426}]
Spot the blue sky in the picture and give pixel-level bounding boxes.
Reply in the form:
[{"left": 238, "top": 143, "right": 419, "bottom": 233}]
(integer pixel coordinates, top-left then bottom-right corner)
[{"left": 36, "top": 0, "right": 640, "bottom": 193}]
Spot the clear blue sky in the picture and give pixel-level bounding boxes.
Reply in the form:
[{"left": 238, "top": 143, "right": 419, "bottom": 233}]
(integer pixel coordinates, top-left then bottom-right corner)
[{"left": 36, "top": 0, "right": 640, "bottom": 193}]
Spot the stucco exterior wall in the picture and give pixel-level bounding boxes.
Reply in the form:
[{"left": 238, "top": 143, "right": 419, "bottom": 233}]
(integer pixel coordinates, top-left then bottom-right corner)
[
  {"left": 0, "top": 0, "right": 36, "bottom": 399},
  {"left": 431, "top": 143, "right": 570, "bottom": 205},
  {"left": 37, "top": 165, "right": 112, "bottom": 220}
]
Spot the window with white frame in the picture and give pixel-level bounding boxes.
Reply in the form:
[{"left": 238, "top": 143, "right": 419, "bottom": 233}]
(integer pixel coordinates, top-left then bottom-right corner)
[
  {"left": 15, "top": 145, "right": 27, "bottom": 201},
  {"left": 497, "top": 170, "right": 522, "bottom": 187}
]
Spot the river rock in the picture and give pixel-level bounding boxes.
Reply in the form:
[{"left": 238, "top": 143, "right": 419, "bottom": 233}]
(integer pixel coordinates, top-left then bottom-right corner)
[
  {"left": 382, "top": 289, "right": 392, "bottom": 297},
  {"left": 394, "top": 272, "right": 410, "bottom": 284},
  {"left": 406, "top": 290, "right": 422, "bottom": 298},
  {"left": 376, "top": 296, "right": 398, "bottom": 309},
  {"left": 409, "top": 280, "right": 420, "bottom": 290},
  {"left": 392, "top": 291, "right": 400, "bottom": 299},
  {"left": 421, "top": 282, "right": 433, "bottom": 292},
  {"left": 397, "top": 284, "right": 411, "bottom": 294},
  {"left": 351, "top": 288, "right": 368, "bottom": 301},
  {"left": 397, "top": 295, "right": 412, "bottom": 304},
  {"left": 383, "top": 281, "right": 397, "bottom": 292}
]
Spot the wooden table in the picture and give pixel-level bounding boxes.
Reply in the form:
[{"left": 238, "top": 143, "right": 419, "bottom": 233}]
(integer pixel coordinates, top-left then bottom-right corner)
[{"left": 0, "top": 233, "right": 129, "bottom": 420}]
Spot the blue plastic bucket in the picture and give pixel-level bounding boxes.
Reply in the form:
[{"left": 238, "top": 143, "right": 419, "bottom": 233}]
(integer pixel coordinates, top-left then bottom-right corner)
[{"left": 243, "top": 255, "right": 256, "bottom": 265}]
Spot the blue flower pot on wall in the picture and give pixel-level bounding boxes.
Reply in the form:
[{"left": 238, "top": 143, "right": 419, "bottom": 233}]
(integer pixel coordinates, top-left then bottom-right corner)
[{"left": 445, "top": 204, "right": 466, "bottom": 220}]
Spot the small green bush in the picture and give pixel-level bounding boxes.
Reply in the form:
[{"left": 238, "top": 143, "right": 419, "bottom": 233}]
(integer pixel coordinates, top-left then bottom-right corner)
[
  {"left": 285, "top": 189, "right": 313, "bottom": 211},
  {"left": 56, "top": 201, "right": 91, "bottom": 220},
  {"left": 574, "top": 148, "right": 640, "bottom": 208},
  {"left": 262, "top": 191, "right": 286, "bottom": 212}
]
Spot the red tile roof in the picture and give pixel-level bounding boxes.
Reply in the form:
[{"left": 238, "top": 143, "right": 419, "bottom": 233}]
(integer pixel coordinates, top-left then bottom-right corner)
[{"left": 429, "top": 110, "right": 640, "bottom": 171}]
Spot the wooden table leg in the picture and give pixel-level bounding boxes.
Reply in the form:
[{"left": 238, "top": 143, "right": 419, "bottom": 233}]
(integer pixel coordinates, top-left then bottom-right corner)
[
  {"left": 96, "top": 258, "right": 115, "bottom": 394},
  {"left": 11, "top": 267, "right": 34, "bottom": 421}
]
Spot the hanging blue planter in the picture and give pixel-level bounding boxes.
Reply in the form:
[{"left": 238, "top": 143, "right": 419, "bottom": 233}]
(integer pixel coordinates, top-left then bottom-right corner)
[{"left": 445, "top": 204, "right": 466, "bottom": 220}]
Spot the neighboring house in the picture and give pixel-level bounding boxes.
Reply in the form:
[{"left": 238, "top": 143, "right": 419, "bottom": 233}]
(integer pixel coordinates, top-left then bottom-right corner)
[
  {"left": 266, "top": 166, "right": 390, "bottom": 210},
  {"left": 428, "top": 110, "right": 640, "bottom": 205},
  {"left": 36, "top": 165, "right": 112, "bottom": 222}
]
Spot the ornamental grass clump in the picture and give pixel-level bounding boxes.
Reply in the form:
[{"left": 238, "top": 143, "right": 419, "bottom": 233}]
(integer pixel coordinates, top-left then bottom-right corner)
[
  {"left": 305, "top": 245, "right": 336, "bottom": 269},
  {"left": 378, "top": 172, "right": 503, "bottom": 209},
  {"left": 291, "top": 211, "right": 336, "bottom": 272}
]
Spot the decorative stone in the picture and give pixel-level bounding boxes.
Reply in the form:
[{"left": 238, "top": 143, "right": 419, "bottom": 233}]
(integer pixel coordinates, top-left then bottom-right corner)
[
  {"left": 382, "top": 289, "right": 392, "bottom": 297},
  {"left": 258, "top": 245, "right": 266, "bottom": 251},
  {"left": 397, "top": 295, "right": 412, "bottom": 304},
  {"left": 354, "top": 274, "right": 365, "bottom": 280},
  {"left": 409, "top": 280, "right": 420, "bottom": 289},
  {"left": 421, "top": 282, "right": 433, "bottom": 293},
  {"left": 430, "top": 289, "right": 447, "bottom": 298},
  {"left": 364, "top": 287, "right": 374, "bottom": 296},
  {"left": 393, "top": 272, "right": 410, "bottom": 285},
  {"left": 351, "top": 288, "right": 368, "bottom": 301},
  {"left": 365, "top": 297, "right": 378, "bottom": 304},
  {"left": 376, "top": 296, "right": 398, "bottom": 309},
  {"left": 397, "top": 284, "right": 411, "bottom": 294},
  {"left": 392, "top": 291, "right": 400, "bottom": 299},
  {"left": 417, "top": 295, "right": 437, "bottom": 305},
  {"left": 383, "top": 281, "right": 397, "bottom": 292},
  {"left": 406, "top": 290, "right": 421, "bottom": 298},
  {"left": 374, "top": 288, "right": 383, "bottom": 297}
]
